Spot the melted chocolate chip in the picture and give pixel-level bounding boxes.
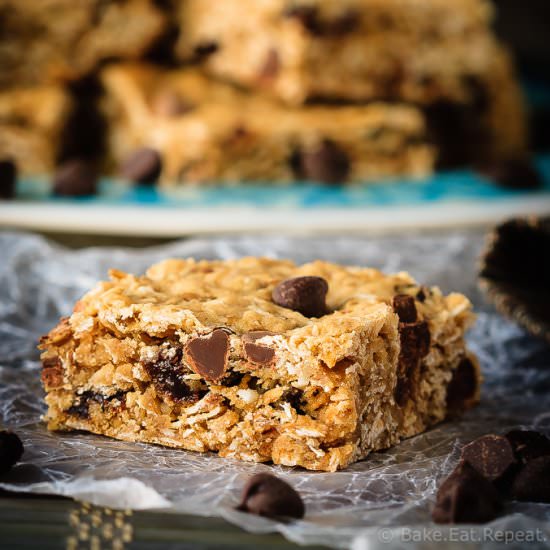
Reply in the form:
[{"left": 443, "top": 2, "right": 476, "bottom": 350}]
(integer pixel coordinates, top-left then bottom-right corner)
[
  {"left": 237, "top": 473, "right": 305, "bottom": 520},
  {"left": 120, "top": 148, "right": 162, "bottom": 184},
  {"left": 285, "top": 388, "right": 306, "bottom": 415},
  {"left": 0, "top": 159, "right": 16, "bottom": 199},
  {"left": 505, "top": 430, "right": 550, "bottom": 464},
  {"left": 294, "top": 140, "right": 350, "bottom": 184},
  {"left": 446, "top": 357, "right": 478, "bottom": 412},
  {"left": 510, "top": 456, "right": 550, "bottom": 503},
  {"left": 432, "top": 461, "right": 502, "bottom": 524},
  {"left": 416, "top": 287, "right": 427, "bottom": 302},
  {"left": 476, "top": 157, "right": 543, "bottom": 190},
  {"left": 392, "top": 294, "right": 417, "bottom": 323},
  {"left": 0, "top": 431, "right": 24, "bottom": 475},
  {"left": 272, "top": 276, "right": 329, "bottom": 317},
  {"left": 461, "top": 435, "right": 517, "bottom": 482},
  {"left": 242, "top": 331, "right": 277, "bottom": 365},
  {"left": 220, "top": 370, "right": 245, "bottom": 387},
  {"left": 144, "top": 348, "right": 205, "bottom": 403},
  {"left": 395, "top": 320, "right": 430, "bottom": 406},
  {"left": 52, "top": 159, "right": 98, "bottom": 196},
  {"left": 185, "top": 329, "right": 230, "bottom": 382},
  {"left": 66, "top": 390, "right": 128, "bottom": 418}
]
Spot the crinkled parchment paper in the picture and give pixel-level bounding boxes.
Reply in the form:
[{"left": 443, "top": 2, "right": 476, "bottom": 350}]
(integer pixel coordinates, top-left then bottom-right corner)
[{"left": 1, "top": 230, "right": 549, "bottom": 549}]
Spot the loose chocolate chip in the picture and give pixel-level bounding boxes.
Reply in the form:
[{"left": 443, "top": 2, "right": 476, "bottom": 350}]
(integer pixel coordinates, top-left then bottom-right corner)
[
  {"left": 476, "top": 157, "right": 543, "bottom": 190},
  {"left": 0, "top": 431, "right": 24, "bottom": 475},
  {"left": 237, "top": 473, "right": 305, "bottom": 520},
  {"left": 272, "top": 276, "right": 329, "bottom": 317},
  {"left": 0, "top": 159, "right": 16, "bottom": 199},
  {"left": 185, "top": 329, "right": 230, "bottom": 382},
  {"left": 193, "top": 41, "right": 219, "bottom": 59},
  {"left": 432, "top": 461, "right": 502, "bottom": 524},
  {"left": 242, "top": 331, "right": 277, "bottom": 365},
  {"left": 509, "top": 456, "right": 550, "bottom": 503},
  {"left": 505, "top": 430, "right": 550, "bottom": 463},
  {"left": 151, "top": 90, "right": 195, "bottom": 118},
  {"left": 258, "top": 49, "right": 280, "bottom": 81},
  {"left": 52, "top": 159, "right": 98, "bottom": 196},
  {"left": 120, "top": 148, "right": 162, "bottom": 184},
  {"left": 446, "top": 357, "right": 478, "bottom": 412},
  {"left": 461, "top": 434, "right": 517, "bottom": 482},
  {"left": 392, "top": 294, "right": 417, "bottom": 323},
  {"left": 296, "top": 140, "right": 350, "bottom": 184}
]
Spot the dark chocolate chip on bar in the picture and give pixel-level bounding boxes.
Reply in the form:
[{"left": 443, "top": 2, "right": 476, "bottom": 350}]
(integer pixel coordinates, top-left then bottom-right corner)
[
  {"left": 297, "top": 140, "right": 350, "bottom": 184},
  {"left": 53, "top": 159, "right": 98, "bottom": 196},
  {"left": 237, "top": 473, "right": 305, "bottom": 520},
  {"left": 0, "top": 430, "right": 24, "bottom": 475},
  {"left": 446, "top": 357, "right": 478, "bottom": 412},
  {"left": 120, "top": 148, "right": 162, "bottom": 184},
  {"left": 185, "top": 329, "right": 230, "bottom": 382},
  {"left": 242, "top": 331, "right": 277, "bottom": 365},
  {"left": 272, "top": 276, "right": 328, "bottom": 317},
  {"left": 392, "top": 294, "right": 418, "bottom": 323},
  {"left": 432, "top": 461, "right": 502, "bottom": 524},
  {"left": 461, "top": 434, "right": 517, "bottom": 482}
]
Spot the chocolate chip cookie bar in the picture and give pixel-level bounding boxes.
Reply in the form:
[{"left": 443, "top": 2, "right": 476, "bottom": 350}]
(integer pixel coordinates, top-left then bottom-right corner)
[
  {"left": 0, "top": 0, "right": 166, "bottom": 89},
  {"left": 0, "top": 85, "right": 73, "bottom": 176},
  {"left": 101, "top": 64, "right": 434, "bottom": 185},
  {"left": 175, "top": 0, "right": 526, "bottom": 165},
  {"left": 40, "top": 258, "right": 479, "bottom": 471}
]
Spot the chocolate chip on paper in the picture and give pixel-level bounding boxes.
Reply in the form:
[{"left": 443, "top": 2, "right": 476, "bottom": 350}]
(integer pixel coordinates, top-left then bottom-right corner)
[
  {"left": 0, "top": 431, "right": 24, "bottom": 475},
  {"left": 237, "top": 473, "right": 305, "bottom": 520},
  {"left": 432, "top": 461, "right": 502, "bottom": 524},
  {"left": 461, "top": 434, "right": 517, "bottom": 482}
]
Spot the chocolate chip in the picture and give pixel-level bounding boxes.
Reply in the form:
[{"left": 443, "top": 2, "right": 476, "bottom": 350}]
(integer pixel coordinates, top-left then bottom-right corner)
[
  {"left": 416, "top": 287, "right": 427, "bottom": 302},
  {"left": 272, "top": 276, "right": 329, "bottom": 317},
  {"left": 66, "top": 392, "right": 92, "bottom": 419},
  {"left": 476, "top": 157, "right": 543, "bottom": 190},
  {"left": 143, "top": 348, "right": 206, "bottom": 403},
  {"left": 285, "top": 388, "right": 306, "bottom": 415},
  {"left": 284, "top": 6, "right": 358, "bottom": 36},
  {"left": 0, "top": 431, "right": 24, "bottom": 475},
  {"left": 432, "top": 461, "right": 502, "bottom": 524},
  {"left": 446, "top": 357, "right": 478, "bottom": 412},
  {"left": 392, "top": 294, "right": 417, "bottom": 323},
  {"left": 151, "top": 90, "right": 195, "bottom": 117},
  {"left": 258, "top": 49, "right": 280, "bottom": 81},
  {"left": 395, "top": 320, "right": 430, "bottom": 406},
  {"left": 185, "top": 329, "right": 230, "bottom": 382},
  {"left": 193, "top": 41, "right": 219, "bottom": 59},
  {"left": 0, "top": 159, "right": 16, "bottom": 199},
  {"left": 461, "top": 434, "right": 517, "bottom": 482},
  {"left": 509, "top": 456, "right": 550, "bottom": 503},
  {"left": 505, "top": 430, "right": 550, "bottom": 463},
  {"left": 295, "top": 140, "right": 350, "bottom": 184},
  {"left": 237, "top": 473, "right": 305, "bottom": 520},
  {"left": 41, "top": 357, "right": 64, "bottom": 389},
  {"left": 242, "top": 331, "right": 277, "bottom": 365},
  {"left": 52, "top": 159, "right": 98, "bottom": 196},
  {"left": 220, "top": 370, "right": 245, "bottom": 387},
  {"left": 120, "top": 148, "right": 162, "bottom": 184}
]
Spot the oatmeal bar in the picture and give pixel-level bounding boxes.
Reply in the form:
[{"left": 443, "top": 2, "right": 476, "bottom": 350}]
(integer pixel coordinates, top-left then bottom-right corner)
[
  {"left": 0, "top": 85, "right": 73, "bottom": 176},
  {"left": 40, "top": 258, "right": 480, "bottom": 472},
  {"left": 101, "top": 64, "right": 434, "bottom": 185},
  {"left": 175, "top": 0, "right": 527, "bottom": 164},
  {"left": 0, "top": 0, "right": 166, "bottom": 89}
]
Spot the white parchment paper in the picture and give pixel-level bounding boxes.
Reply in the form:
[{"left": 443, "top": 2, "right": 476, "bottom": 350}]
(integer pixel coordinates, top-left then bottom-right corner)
[{"left": 0, "top": 230, "right": 549, "bottom": 549}]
